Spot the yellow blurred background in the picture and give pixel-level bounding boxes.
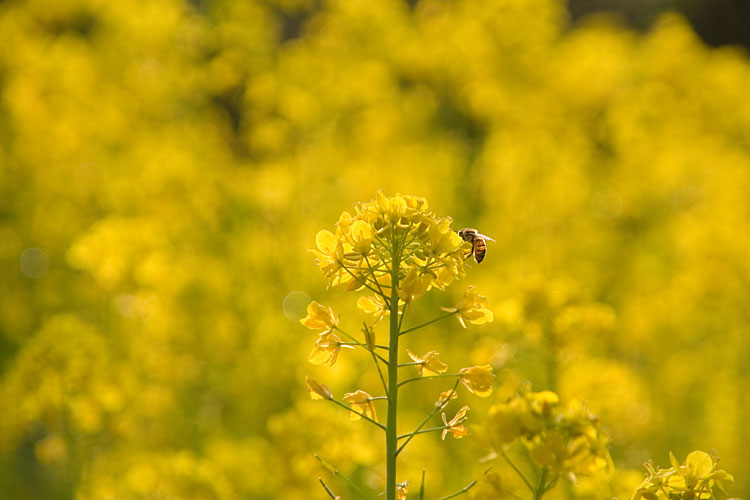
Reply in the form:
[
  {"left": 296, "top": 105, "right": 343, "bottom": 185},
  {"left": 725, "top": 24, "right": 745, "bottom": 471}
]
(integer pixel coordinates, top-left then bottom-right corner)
[{"left": 1, "top": 0, "right": 748, "bottom": 498}]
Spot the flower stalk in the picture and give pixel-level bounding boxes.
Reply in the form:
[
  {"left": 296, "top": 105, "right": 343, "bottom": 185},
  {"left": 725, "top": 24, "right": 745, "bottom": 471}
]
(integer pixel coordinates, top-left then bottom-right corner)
[
  {"left": 386, "top": 239, "right": 401, "bottom": 500},
  {"left": 302, "top": 192, "right": 496, "bottom": 499}
]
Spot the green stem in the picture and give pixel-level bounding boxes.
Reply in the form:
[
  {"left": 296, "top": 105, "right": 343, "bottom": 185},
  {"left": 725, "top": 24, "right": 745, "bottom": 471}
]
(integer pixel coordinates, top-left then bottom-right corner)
[
  {"left": 399, "top": 311, "right": 457, "bottom": 336},
  {"left": 398, "top": 373, "right": 460, "bottom": 388},
  {"left": 398, "top": 300, "right": 408, "bottom": 332},
  {"left": 500, "top": 450, "right": 534, "bottom": 494},
  {"left": 365, "top": 254, "right": 389, "bottom": 301},
  {"left": 330, "top": 399, "right": 387, "bottom": 431},
  {"left": 417, "top": 469, "right": 426, "bottom": 500},
  {"left": 315, "top": 454, "right": 370, "bottom": 499},
  {"left": 385, "top": 242, "right": 401, "bottom": 500},
  {"left": 534, "top": 467, "right": 548, "bottom": 500},
  {"left": 395, "top": 379, "right": 459, "bottom": 456},
  {"left": 396, "top": 426, "right": 447, "bottom": 439},
  {"left": 436, "top": 479, "right": 477, "bottom": 500},
  {"left": 339, "top": 262, "right": 388, "bottom": 301},
  {"left": 318, "top": 478, "right": 339, "bottom": 499},
  {"left": 372, "top": 348, "right": 389, "bottom": 397},
  {"left": 335, "top": 328, "right": 389, "bottom": 365}
]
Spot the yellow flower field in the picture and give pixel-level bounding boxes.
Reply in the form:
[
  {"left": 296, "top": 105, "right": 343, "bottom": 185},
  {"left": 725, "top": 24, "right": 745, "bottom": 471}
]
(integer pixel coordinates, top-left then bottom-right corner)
[{"left": 1, "top": 0, "right": 748, "bottom": 498}]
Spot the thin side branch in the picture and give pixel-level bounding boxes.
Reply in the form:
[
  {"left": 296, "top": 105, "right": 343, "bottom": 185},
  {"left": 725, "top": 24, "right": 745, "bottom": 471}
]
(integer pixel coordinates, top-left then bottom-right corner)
[
  {"left": 395, "top": 379, "right": 460, "bottom": 456},
  {"left": 436, "top": 480, "right": 477, "bottom": 500},
  {"left": 399, "top": 311, "right": 457, "bottom": 336},
  {"left": 330, "top": 399, "right": 387, "bottom": 431},
  {"left": 315, "top": 454, "right": 370, "bottom": 499}
]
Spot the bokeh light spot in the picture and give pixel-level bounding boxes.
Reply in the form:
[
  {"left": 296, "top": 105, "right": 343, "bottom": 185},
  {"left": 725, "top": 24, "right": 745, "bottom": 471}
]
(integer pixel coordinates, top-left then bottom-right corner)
[
  {"left": 114, "top": 294, "right": 139, "bottom": 318},
  {"left": 283, "top": 291, "right": 311, "bottom": 321},
  {"left": 591, "top": 189, "right": 622, "bottom": 220},
  {"left": 20, "top": 247, "right": 49, "bottom": 278}
]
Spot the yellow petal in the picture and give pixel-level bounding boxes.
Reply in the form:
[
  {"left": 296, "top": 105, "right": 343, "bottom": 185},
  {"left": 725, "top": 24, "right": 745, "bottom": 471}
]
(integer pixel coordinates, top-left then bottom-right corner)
[
  {"left": 357, "top": 296, "right": 383, "bottom": 315},
  {"left": 316, "top": 229, "right": 337, "bottom": 253},
  {"left": 305, "top": 376, "right": 333, "bottom": 400},
  {"left": 686, "top": 450, "right": 713, "bottom": 477}
]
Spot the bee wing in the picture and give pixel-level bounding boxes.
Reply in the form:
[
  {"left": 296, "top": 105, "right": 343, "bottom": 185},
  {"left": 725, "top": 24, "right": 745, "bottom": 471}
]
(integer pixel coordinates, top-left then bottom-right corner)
[{"left": 478, "top": 234, "right": 496, "bottom": 242}]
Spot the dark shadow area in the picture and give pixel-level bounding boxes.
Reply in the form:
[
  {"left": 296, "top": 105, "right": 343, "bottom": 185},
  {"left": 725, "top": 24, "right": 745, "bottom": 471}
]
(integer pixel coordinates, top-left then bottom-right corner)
[{"left": 568, "top": 0, "right": 750, "bottom": 49}]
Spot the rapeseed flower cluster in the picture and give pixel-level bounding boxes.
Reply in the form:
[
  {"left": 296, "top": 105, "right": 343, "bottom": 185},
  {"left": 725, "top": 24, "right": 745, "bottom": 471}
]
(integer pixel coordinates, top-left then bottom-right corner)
[
  {"left": 632, "top": 451, "right": 734, "bottom": 500},
  {"left": 311, "top": 192, "right": 468, "bottom": 302},
  {"left": 303, "top": 192, "right": 494, "bottom": 500},
  {"left": 483, "top": 391, "right": 612, "bottom": 481}
]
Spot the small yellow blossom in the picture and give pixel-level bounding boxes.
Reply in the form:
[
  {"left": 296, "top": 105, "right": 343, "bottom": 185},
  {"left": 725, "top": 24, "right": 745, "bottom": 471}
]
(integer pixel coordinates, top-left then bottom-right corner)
[
  {"left": 399, "top": 268, "right": 433, "bottom": 302},
  {"left": 397, "top": 480, "right": 409, "bottom": 500},
  {"left": 305, "top": 376, "right": 333, "bottom": 400},
  {"left": 342, "top": 389, "right": 378, "bottom": 421},
  {"left": 442, "top": 406, "right": 470, "bottom": 440},
  {"left": 300, "top": 301, "right": 338, "bottom": 332},
  {"left": 459, "top": 365, "right": 495, "bottom": 397},
  {"left": 310, "top": 230, "right": 346, "bottom": 284},
  {"left": 357, "top": 295, "right": 388, "bottom": 324},
  {"left": 406, "top": 349, "right": 448, "bottom": 377},
  {"left": 442, "top": 286, "right": 493, "bottom": 328},
  {"left": 632, "top": 450, "right": 734, "bottom": 500},
  {"left": 308, "top": 331, "right": 352, "bottom": 366},
  {"left": 347, "top": 220, "right": 374, "bottom": 254},
  {"left": 435, "top": 388, "right": 458, "bottom": 407}
]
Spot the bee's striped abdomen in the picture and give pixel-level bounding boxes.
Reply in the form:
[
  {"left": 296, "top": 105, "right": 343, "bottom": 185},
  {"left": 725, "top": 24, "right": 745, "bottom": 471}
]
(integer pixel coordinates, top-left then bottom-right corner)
[{"left": 474, "top": 238, "right": 486, "bottom": 263}]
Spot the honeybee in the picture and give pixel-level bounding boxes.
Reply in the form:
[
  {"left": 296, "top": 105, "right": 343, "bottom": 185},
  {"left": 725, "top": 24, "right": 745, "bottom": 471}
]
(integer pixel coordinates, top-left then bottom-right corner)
[{"left": 458, "top": 228, "right": 495, "bottom": 264}]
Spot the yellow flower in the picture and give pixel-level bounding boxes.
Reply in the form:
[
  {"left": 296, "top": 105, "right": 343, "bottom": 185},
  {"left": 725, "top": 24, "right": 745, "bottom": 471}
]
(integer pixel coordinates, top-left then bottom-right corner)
[
  {"left": 342, "top": 389, "right": 377, "bottom": 421},
  {"left": 347, "top": 220, "right": 374, "bottom": 255},
  {"left": 442, "top": 406, "right": 470, "bottom": 440},
  {"left": 311, "top": 192, "right": 467, "bottom": 299},
  {"left": 357, "top": 295, "right": 387, "bottom": 324},
  {"left": 305, "top": 376, "right": 333, "bottom": 401},
  {"left": 396, "top": 480, "right": 409, "bottom": 500},
  {"left": 435, "top": 388, "right": 458, "bottom": 407},
  {"left": 310, "top": 230, "right": 346, "bottom": 284},
  {"left": 398, "top": 268, "right": 433, "bottom": 302},
  {"left": 308, "top": 331, "right": 352, "bottom": 366},
  {"left": 459, "top": 365, "right": 495, "bottom": 397},
  {"left": 300, "top": 301, "right": 338, "bottom": 332},
  {"left": 406, "top": 349, "right": 448, "bottom": 376},
  {"left": 442, "top": 286, "right": 493, "bottom": 328},
  {"left": 484, "top": 402, "right": 522, "bottom": 446},
  {"left": 633, "top": 450, "right": 734, "bottom": 500}
]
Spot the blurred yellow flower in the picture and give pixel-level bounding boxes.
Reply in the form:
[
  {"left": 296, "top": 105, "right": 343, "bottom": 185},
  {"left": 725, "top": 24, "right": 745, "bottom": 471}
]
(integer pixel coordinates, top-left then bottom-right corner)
[
  {"left": 305, "top": 376, "right": 333, "bottom": 401},
  {"left": 484, "top": 402, "right": 522, "bottom": 446},
  {"left": 406, "top": 349, "right": 448, "bottom": 377},
  {"left": 459, "top": 365, "right": 495, "bottom": 397},
  {"left": 442, "top": 406, "right": 470, "bottom": 440},
  {"left": 342, "top": 390, "right": 377, "bottom": 421},
  {"left": 442, "top": 286, "right": 493, "bottom": 328},
  {"left": 308, "top": 331, "right": 351, "bottom": 367},
  {"left": 483, "top": 391, "right": 611, "bottom": 477},
  {"left": 300, "top": 301, "right": 338, "bottom": 332}
]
